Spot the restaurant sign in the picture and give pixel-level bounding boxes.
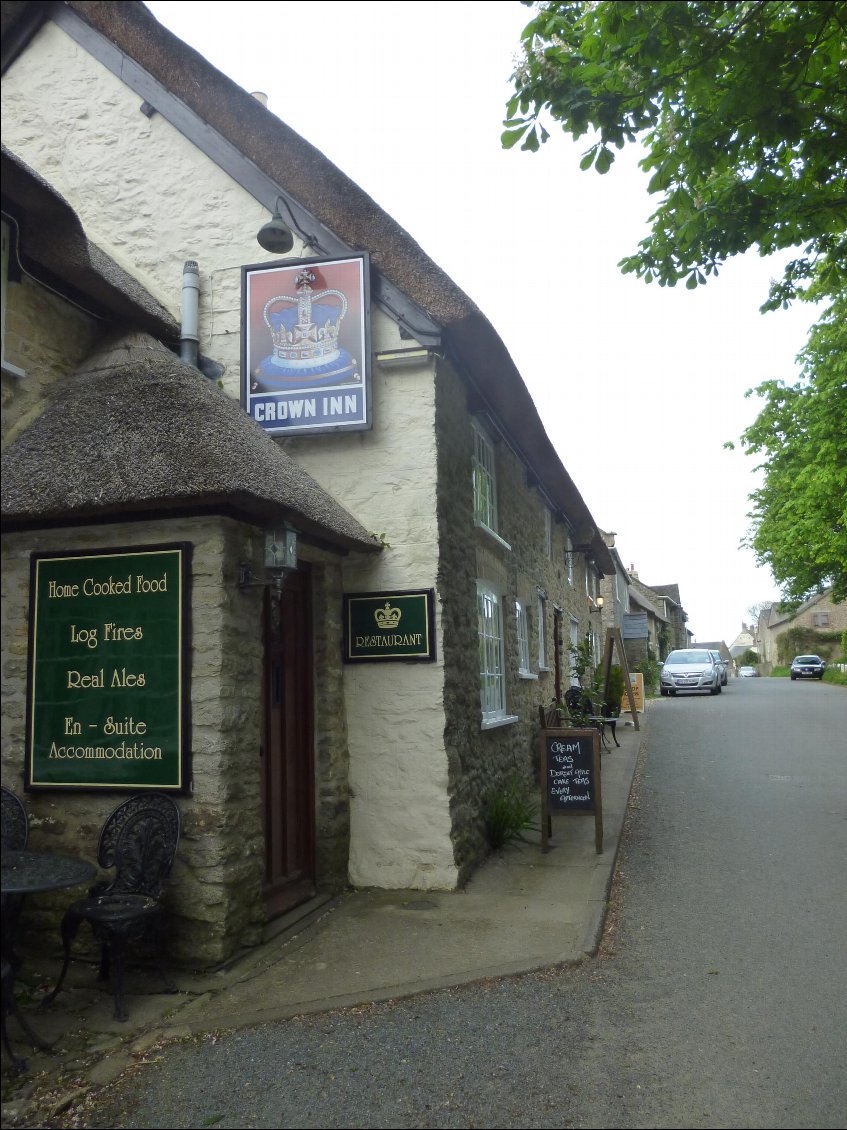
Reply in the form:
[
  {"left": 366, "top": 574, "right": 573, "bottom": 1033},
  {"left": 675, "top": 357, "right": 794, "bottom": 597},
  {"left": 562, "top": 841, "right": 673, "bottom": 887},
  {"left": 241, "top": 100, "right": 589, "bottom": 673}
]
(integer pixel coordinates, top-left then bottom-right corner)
[
  {"left": 26, "top": 545, "right": 191, "bottom": 792},
  {"left": 344, "top": 589, "right": 436, "bottom": 663}
]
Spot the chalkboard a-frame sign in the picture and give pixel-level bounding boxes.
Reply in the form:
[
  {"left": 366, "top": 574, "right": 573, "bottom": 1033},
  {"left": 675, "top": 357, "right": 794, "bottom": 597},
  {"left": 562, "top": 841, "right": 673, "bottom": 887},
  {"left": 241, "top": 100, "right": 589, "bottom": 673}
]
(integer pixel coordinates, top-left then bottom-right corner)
[{"left": 539, "top": 728, "right": 603, "bottom": 854}]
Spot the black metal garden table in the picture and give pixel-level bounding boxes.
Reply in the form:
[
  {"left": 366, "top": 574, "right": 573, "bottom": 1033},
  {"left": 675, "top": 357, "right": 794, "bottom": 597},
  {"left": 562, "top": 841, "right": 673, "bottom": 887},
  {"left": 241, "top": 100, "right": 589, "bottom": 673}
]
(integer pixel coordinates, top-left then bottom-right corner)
[{"left": 1, "top": 849, "right": 96, "bottom": 1072}]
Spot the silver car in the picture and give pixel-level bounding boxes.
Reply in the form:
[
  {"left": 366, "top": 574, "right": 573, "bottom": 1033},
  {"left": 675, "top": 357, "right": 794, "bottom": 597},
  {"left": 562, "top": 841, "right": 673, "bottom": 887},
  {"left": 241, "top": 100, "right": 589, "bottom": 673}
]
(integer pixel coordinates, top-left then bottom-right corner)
[
  {"left": 709, "top": 650, "right": 728, "bottom": 686},
  {"left": 660, "top": 649, "right": 722, "bottom": 696}
]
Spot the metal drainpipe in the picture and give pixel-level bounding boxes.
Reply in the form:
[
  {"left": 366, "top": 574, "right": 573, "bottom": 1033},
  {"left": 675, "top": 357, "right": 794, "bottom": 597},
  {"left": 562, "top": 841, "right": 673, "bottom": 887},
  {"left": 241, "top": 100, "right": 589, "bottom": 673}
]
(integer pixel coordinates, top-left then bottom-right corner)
[{"left": 180, "top": 259, "right": 200, "bottom": 368}]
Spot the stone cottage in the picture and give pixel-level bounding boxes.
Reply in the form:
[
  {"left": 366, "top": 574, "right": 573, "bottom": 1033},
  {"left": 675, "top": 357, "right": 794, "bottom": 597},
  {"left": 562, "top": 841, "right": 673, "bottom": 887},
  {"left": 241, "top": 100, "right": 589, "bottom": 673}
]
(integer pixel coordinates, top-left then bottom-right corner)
[
  {"left": 1, "top": 0, "right": 613, "bottom": 966},
  {"left": 758, "top": 589, "right": 846, "bottom": 670}
]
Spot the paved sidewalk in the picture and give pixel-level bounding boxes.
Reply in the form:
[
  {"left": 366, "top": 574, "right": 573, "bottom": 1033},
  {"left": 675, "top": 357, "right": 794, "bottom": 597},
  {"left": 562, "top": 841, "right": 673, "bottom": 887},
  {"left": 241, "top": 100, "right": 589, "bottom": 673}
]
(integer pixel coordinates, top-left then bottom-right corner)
[{"left": 1, "top": 715, "right": 643, "bottom": 1123}]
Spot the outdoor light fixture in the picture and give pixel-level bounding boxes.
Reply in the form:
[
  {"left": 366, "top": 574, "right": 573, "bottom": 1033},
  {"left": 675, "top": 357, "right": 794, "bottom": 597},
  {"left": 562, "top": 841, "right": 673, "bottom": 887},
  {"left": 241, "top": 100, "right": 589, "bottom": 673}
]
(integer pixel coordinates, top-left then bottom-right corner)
[
  {"left": 264, "top": 525, "right": 298, "bottom": 572},
  {"left": 596, "top": 596, "right": 605, "bottom": 610},
  {"left": 239, "top": 524, "right": 299, "bottom": 592},
  {"left": 256, "top": 195, "right": 295, "bottom": 254}
]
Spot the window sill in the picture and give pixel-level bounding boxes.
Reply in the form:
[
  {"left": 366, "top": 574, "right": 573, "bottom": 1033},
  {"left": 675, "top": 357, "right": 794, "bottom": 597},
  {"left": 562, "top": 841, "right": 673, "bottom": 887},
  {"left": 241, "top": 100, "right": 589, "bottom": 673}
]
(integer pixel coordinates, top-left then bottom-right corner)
[
  {"left": 481, "top": 713, "right": 520, "bottom": 731},
  {"left": 2, "top": 357, "right": 27, "bottom": 379},
  {"left": 538, "top": 665, "right": 552, "bottom": 673},
  {"left": 474, "top": 521, "right": 511, "bottom": 552},
  {"left": 518, "top": 670, "right": 538, "bottom": 681}
]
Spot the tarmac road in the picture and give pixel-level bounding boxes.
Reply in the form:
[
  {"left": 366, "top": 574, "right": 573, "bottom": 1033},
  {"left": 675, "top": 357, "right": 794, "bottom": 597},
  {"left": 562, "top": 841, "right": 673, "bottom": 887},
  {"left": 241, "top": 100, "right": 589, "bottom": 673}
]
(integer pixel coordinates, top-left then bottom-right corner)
[{"left": 58, "top": 678, "right": 847, "bottom": 1128}]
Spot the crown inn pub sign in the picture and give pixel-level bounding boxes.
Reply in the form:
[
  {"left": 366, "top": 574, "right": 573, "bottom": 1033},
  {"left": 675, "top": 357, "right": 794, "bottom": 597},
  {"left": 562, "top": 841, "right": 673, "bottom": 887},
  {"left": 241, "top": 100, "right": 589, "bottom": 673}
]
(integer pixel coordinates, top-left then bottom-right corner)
[
  {"left": 344, "top": 590, "right": 436, "bottom": 663},
  {"left": 242, "top": 254, "right": 372, "bottom": 436}
]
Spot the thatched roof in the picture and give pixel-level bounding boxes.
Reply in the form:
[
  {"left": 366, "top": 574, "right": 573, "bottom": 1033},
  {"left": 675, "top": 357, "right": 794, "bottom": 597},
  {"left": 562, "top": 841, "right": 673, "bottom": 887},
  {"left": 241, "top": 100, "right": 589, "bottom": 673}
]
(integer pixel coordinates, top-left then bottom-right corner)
[{"left": 1, "top": 333, "right": 382, "bottom": 553}]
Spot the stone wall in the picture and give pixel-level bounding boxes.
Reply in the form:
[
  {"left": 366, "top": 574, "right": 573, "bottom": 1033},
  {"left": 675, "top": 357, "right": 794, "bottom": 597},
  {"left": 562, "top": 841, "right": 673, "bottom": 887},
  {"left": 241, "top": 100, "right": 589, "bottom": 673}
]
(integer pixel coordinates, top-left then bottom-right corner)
[
  {"left": 2, "top": 273, "right": 99, "bottom": 444},
  {"left": 434, "top": 363, "right": 597, "bottom": 882},
  {"left": 306, "top": 552, "right": 351, "bottom": 889},
  {"left": 1, "top": 515, "right": 269, "bottom": 968},
  {"left": 769, "top": 594, "right": 847, "bottom": 665}
]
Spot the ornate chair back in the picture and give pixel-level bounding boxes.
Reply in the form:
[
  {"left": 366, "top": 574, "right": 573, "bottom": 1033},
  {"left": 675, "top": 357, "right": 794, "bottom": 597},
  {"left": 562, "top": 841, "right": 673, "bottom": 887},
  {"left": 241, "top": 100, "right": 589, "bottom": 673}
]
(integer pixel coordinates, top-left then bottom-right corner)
[
  {"left": 1, "top": 787, "right": 28, "bottom": 851},
  {"left": 564, "top": 685, "right": 594, "bottom": 718},
  {"left": 96, "top": 794, "right": 181, "bottom": 899}
]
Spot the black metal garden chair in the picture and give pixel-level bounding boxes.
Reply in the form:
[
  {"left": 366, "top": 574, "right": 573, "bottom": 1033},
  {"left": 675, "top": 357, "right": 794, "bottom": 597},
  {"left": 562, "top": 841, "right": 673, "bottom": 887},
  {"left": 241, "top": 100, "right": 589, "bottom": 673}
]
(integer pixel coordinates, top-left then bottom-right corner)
[
  {"left": 1, "top": 786, "right": 28, "bottom": 852},
  {"left": 2, "top": 786, "right": 30, "bottom": 1070},
  {"left": 1, "top": 784, "right": 29, "bottom": 951},
  {"left": 41, "top": 793, "right": 181, "bottom": 1021}
]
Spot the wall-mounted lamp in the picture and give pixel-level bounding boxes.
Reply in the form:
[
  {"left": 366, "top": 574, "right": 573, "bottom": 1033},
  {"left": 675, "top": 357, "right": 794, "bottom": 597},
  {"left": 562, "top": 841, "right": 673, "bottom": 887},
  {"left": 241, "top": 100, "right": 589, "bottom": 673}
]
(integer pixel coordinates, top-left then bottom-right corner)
[
  {"left": 595, "top": 595, "right": 605, "bottom": 611},
  {"left": 264, "top": 526, "right": 297, "bottom": 571},
  {"left": 256, "top": 195, "right": 295, "bottom": 254},
  {"left": 239, "top": 525, "right": 298, "bottom": 593}
]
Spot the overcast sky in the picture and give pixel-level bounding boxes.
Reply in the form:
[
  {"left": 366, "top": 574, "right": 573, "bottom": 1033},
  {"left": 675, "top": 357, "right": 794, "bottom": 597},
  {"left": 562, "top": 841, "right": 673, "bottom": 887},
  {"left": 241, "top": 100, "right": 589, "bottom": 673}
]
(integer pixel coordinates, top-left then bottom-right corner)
[{"left": 146, "top": 0, "right": 817, "bottom": 644}]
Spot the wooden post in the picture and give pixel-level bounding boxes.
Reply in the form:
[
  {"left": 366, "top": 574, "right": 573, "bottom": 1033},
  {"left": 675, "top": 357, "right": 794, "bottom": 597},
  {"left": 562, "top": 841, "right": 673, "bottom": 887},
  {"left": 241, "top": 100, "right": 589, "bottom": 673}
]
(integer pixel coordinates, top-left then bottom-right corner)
[{"left": 604, "top": 626, "right": 639, "bottom": 730}]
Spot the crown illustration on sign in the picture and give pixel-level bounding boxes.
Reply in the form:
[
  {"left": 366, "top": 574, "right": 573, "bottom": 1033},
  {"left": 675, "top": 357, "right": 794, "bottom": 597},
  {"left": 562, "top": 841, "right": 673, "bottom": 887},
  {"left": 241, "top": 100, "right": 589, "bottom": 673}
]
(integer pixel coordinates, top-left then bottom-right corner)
[
  {"left": 263, "top": 268, "right": 348, "bottom": 364},
  {"left": 374, "top": 602, "right": 401, "bottom": 630}
]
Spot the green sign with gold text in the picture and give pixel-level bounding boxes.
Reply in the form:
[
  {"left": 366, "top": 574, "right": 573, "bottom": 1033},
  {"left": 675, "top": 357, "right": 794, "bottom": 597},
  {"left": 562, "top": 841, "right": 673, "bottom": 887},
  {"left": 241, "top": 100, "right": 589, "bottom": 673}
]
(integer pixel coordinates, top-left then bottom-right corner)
[
  {"left": 344, "top": 589, "right": 436, "bottom": 662},
  {"left": 26, "top": 545, "right": 191, "bottom": 792}
]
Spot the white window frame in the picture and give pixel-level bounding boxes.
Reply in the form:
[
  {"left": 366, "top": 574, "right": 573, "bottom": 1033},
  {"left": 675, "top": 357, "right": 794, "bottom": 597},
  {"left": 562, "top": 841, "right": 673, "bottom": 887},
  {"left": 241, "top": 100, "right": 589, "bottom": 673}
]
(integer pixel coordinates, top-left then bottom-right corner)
[
  {"left": 477, "top": 583, "right": 518, "bottom": 728},
  {"left": 472, "top": 422, "right": 498, "bottom": 535},
  {"left": 516, "top": 599, "right": 535, "bottom": 678},
  {"left": 1, "top": 218, "right": 26, "bottom": 379},
  {"left": 569, "top": 616, "right": 580, "bottom": 687},
  {"left": 537, "top": 594, "right": 549, "bottom": 670},
  {"left": 543, "top": 507, "right": 552, "bottom": 559},
  {"left": 566, "top": 533, "right": 574, "bottom": 586}
]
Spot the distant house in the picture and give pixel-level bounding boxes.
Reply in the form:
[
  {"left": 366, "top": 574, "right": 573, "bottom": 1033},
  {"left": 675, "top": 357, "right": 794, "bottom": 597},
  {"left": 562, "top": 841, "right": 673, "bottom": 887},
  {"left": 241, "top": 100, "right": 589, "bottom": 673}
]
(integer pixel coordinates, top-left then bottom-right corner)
[
  {"left": 623, "top": 573, "right": 669, "bottom": 664},
  {"left": 647, "top": 584, "right": 690, "bottom": 652},
  {"left": 599, "top": 531, "right": 631, "bottom": 641},
  {"left": 693, "top": 640, "right": 732, "bottom": 666},
  {"left": 624, "top": 569, "right": 692, "bottom": 660},
  {"left": 728, "top": 624, "right": 757, "bottom": 661},
  {"left": 758, "top": 590, "right": 846, "bottom": 670}
]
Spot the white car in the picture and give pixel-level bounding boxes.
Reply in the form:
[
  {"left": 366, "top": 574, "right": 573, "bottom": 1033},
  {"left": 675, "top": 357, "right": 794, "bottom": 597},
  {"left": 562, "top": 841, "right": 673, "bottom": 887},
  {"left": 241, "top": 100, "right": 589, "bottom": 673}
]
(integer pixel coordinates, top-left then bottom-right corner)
[
  {"left": 660, "top": 649, "right": 722, "bottom": 696},
  {"left": 738, "top": 665, "right": 759, "bottom": 677}
]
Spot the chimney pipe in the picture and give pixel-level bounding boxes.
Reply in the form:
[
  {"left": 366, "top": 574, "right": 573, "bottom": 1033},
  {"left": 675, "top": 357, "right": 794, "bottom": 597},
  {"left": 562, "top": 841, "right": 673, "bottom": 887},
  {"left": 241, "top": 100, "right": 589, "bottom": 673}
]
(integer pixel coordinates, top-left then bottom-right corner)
[{"left": 180, "top": 259, "right": 200, "bottom": 369}]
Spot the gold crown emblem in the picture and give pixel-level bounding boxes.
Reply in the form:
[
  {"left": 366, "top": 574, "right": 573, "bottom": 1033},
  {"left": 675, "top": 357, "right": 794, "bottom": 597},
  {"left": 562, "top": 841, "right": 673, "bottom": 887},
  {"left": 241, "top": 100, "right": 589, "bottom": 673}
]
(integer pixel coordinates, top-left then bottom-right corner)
[
  {"left": 374, "top": 602, "right": 401, "bottom": 630},
  {"left": 263, "top": 268, "right": 348, "bottom": 364}
]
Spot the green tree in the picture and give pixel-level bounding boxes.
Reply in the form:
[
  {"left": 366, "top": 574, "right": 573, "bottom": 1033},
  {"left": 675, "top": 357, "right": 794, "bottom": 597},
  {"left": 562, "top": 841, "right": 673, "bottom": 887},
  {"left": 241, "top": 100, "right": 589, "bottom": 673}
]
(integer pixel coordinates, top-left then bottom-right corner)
[
  {"left": 503, "top": 1, "right": 847, "bottom": 308},
  {"left": 504, "top": 1, "right": 847, "bottom": 604},
  {"left": 734, "top": 295, "right": 847, "bottom": 602}
]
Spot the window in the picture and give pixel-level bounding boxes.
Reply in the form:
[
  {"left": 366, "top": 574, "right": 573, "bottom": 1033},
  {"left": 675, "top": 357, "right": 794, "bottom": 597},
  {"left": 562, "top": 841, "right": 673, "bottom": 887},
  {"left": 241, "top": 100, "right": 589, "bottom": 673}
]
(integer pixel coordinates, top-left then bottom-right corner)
[
  {"left": 813, "top": 611, "right": 830, "bottom": 627},
  {"left": 472, "top": 422, "right": 497, "bottom": 533},
  {"left": 569, "top": 617, "right": 580, "bottom": 687},
  {"left": 537, "top": 594, "right": 548, "bottom": 669},
  {"left": 543, "top": 507, "right": 552, "bottom": 559},
  {"left": 516, "top": 600, "right": 532, "bottom": 675},
  {"left": 1, "top": 218, "right": 26, "bottom": 379},
  {"left": 478, "top": 583, "right": 512, "bottom": 725},
  {"left": 565, "top": 534, "right": 574, "bottom": 586}
]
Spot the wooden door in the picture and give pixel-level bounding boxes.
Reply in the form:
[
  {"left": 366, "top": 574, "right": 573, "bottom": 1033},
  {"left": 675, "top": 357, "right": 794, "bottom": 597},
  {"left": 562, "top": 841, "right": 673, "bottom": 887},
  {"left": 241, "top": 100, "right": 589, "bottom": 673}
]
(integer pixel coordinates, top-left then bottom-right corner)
[{"left": 262, "top": 565, "right": 316, "bottom": 918}]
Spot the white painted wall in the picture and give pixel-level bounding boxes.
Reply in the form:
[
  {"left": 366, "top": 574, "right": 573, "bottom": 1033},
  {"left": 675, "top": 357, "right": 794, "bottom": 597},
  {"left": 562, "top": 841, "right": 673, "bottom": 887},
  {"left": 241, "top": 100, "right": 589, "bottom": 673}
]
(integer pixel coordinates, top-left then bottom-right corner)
[{"left": 2, "top": 19, "right": 456, "bottom": 889}]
